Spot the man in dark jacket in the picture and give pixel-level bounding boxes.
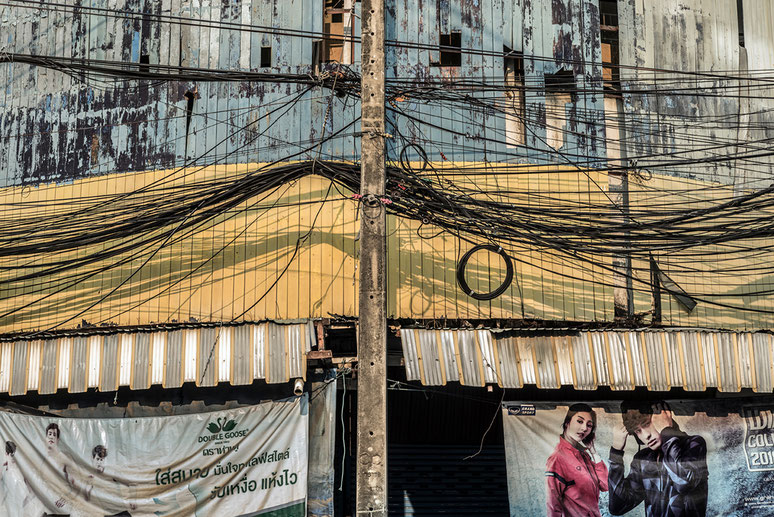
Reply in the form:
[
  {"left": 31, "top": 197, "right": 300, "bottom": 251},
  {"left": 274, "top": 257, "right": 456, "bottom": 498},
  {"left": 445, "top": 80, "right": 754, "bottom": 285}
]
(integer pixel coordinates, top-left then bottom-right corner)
[{"left": 608, "top": 402, "right": 708, "bottom": 517}]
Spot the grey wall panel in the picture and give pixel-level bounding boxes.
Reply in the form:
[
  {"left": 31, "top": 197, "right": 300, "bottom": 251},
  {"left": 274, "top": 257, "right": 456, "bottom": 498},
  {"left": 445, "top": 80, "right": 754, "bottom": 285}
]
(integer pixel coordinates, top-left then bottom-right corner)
[
  {"left": 682, "top": 333, "right": 705, "bottom": 392},
  {"left": 752, "top": 334, "right": 773, "bottom": 392},
  {"left": 737, "top": 333, "right": 755, "bottom": 389},
  {"left": 197, "top": 327, "right": 219, "bottom": 387},
  {"left": 716, "top": 333, "right": 738, "bottom": 392},
  {"left": 69, "top": 337, "right": 89, "bottom": 393},
  {"left": 232, "top": 324, "right": 252, "bottom": 385},
  {"left": 165, "top": 330, "right": 184, "bottom": 388},
  {"left": 132, "top": 332, "right": 151, "bottom": 390},
  {"left": 571, "top": 334, "right": 595, "bottom": 391},
  {"left": 517, "top": 337, "right": 537, "bottom": 386},
  {"left": 266, "top": 323, "right": 287, "bottom": 384},
  {"left": 10, "top": 342, "right": 28, "bottom": 397},
  {"left": 99, "top": 334, "right": 120, "bottom": 392},
  {"left": 39, "top": 339, "right": 59, "bottom": 395},
  {"left": 533, "top": 336, "right": 558, "bottom": 389},
  {"left": 440, "top": 331, "right": 461, "bottom": 384},
  {"left": 458, "top": 331, "right": 482, "bottom": 387},
  {"left": 495, "top": 337, "right": 521, "bottom": 389},
  {"left": 418, "top": 330, "right": 443, "bottom": 386},
  {"left": 401, "top": 330, "right": 421, "bottom": 382}
]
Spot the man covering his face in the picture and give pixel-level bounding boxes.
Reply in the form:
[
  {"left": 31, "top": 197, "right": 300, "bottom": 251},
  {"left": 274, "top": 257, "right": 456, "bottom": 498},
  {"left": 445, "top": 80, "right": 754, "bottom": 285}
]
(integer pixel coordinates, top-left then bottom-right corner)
[{"left": 608, "top": 401, "right": 709, "bottom": 517}]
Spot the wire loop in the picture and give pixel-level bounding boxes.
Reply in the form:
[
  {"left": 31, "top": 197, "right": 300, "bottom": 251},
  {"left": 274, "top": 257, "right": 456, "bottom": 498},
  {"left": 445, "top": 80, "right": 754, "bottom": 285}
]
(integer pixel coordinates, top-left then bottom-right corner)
[
  {"left": 399, "top": 143, "right": 429, "bottom": 174},
  {"left": 456, "top": 244, "right": 514, "bottom": 301}
]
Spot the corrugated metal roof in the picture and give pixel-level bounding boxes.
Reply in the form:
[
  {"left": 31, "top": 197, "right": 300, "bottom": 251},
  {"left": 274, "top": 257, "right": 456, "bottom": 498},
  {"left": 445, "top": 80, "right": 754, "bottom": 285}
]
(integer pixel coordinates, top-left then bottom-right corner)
[
  {"left": 400, "top": 329, "right": 774, "bottom": 392},
  {"left": 0, "top": 322, "right": 313, "bottom": 396}
]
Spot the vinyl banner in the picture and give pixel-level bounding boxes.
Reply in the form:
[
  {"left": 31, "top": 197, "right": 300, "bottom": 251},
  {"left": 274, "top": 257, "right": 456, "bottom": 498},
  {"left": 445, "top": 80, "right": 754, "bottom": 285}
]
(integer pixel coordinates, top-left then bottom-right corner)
[
  {"left": 0, "top": 396, "right": 307, "bottom": 516},
  {"left": 503, "top": 399, "right": 774, "bottom": 517}
]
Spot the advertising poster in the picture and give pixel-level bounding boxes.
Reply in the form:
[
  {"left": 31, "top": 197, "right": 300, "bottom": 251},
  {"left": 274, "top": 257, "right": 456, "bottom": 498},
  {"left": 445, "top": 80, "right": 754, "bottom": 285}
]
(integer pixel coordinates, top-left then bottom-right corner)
[
  {"left": 0, "top": 396, "right": 307, "bottom": 516},
  {"left": 503, "top": 399, "right": 774, "bottom": 517}
]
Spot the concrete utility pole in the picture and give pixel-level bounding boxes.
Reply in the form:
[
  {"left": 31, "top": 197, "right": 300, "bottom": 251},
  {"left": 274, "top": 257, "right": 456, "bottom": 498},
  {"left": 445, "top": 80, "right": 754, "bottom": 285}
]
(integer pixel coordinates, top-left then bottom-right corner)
[{"left": 356, "top": 0, "right": 387, "bottom": 515}]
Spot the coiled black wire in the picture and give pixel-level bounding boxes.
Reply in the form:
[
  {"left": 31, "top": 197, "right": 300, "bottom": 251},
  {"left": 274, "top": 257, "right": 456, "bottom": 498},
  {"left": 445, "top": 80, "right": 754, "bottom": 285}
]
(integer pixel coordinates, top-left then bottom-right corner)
[{"left": 455, "top": 244, "right": 514, "bottom": 300}]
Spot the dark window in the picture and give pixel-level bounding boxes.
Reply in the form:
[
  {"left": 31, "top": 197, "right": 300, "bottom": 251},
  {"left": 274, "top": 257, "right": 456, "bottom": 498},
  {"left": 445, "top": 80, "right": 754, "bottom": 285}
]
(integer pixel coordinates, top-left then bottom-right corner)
[
  {"left": 312, "top": 40, "right": 322, "bottom": 72},
  {"left": 738, "top": 0, "right": 745, "bottom": 47},
  {"left": 183, "top": 89, "right": 197, "bottom": 156},
  {"left": 504, "top": 46, "right": 526, "bottom": 146},
  {"left": 432, "top": 31, "right": 461, "bottom": 67},
  {"left": 544, "top": 71, "right": 576, "bottom": 150},
  {"left": 545, "top": 70, "right": 576, "bottom": 93},
  {"left": 599, "top": 0, "right": 619, "bottom": 28},
  {"left": 599, "top": 0, "right": 620, "bottom": 88},
  {"left": 323, "top": 0, "right": 349, "bottom": 63},
  {"left": 504, "top": 47, "right": 524, "bottom": 78},
  {"left": 260, "top": 46, "right": 272, "bottom": 68},
  {"left": 139, "top": 54, "right": 150, "bottom": 73}
]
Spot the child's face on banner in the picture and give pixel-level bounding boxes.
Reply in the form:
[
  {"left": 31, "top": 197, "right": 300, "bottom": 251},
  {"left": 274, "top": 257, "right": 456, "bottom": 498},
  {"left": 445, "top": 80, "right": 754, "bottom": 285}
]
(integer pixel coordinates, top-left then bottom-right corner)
[
  {"left": 92, "top": 453, "right": 106, "bottom": 473},
  {"left": 46, "top": 429, "right": 58, "bottom": 448}
]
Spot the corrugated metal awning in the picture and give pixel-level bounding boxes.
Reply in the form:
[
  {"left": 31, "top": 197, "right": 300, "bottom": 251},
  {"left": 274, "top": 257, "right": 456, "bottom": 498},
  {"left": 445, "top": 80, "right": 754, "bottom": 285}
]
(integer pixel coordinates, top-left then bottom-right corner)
[
  {"left": 400, "top": 328, "right": 774, "bottom": 392},
  {"left": 0, "top": 322, "right": 314, "bottom": 396}
]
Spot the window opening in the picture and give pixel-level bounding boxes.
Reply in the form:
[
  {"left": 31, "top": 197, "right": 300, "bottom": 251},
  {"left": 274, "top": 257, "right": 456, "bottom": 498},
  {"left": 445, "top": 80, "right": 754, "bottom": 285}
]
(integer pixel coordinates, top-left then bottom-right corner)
[
  {"left": 737, "top": 0, "right": 745, "bottom": 47},
  {"left": 323, "top": 0, "right": 354, "bottom": 64},
  {"left": 139, "top": 54, "right": 150, "bottom": 73},
  {"left": 504, "top": 46, "right": 525, "bottom": 147},
  {"left": 183, "top": 89, "right": 197, "bottom": 156},
  {"left": 312, "top": 40, "right": 323, "bottom": 73},
  {"left": 544, "top": 71, "right": 576, "bottom": 151},
  {"left": 260, "top": 46, "right": 272, "bottom": 68},
  {"left": 599, "top": 0, "right": 620, "bottom": 89},
  {"left": 432, "top": 31, "right": 462, "bottom": 67}
]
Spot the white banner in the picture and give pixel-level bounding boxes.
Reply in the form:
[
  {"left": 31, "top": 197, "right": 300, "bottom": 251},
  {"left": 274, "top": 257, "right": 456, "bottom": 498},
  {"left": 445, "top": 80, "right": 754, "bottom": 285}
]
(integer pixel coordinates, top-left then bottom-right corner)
[{"left": 0, "top": 396, "right": 308, "bottom": 516}]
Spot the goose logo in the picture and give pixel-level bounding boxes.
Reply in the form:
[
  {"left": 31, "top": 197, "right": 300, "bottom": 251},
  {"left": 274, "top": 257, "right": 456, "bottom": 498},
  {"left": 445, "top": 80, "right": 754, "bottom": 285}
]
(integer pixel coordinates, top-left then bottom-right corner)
[
  {"left": 207, "top": 417, "right": 237, "bottom": 434},
  {"left": 199, "top": 417, "right": 247, "bottom": 444}
]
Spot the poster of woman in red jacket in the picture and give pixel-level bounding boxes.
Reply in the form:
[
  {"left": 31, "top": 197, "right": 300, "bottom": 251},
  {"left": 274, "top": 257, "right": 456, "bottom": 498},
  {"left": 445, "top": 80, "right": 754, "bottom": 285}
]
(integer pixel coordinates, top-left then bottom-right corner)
[{"left": 545, "top": 403, "right": 609, "bottom": 517}]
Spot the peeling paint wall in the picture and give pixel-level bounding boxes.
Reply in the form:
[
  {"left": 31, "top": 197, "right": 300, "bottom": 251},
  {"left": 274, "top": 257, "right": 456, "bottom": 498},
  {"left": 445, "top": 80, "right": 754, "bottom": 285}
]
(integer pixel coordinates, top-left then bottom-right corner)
[
  {"left": 1, "top": 0, "right": 616, "bottom": 187},
  {"left": 617, "top": 0, "right": 774, "bottom": 187},
  {"left": 385, "top": 0, "right": 607, "bottom": 166},
  {"left": 4, "top": 1, "right": 771, "bottom": 186},
  {"left": 0, "top": 0, "right": 361, "bottom": 186}
]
